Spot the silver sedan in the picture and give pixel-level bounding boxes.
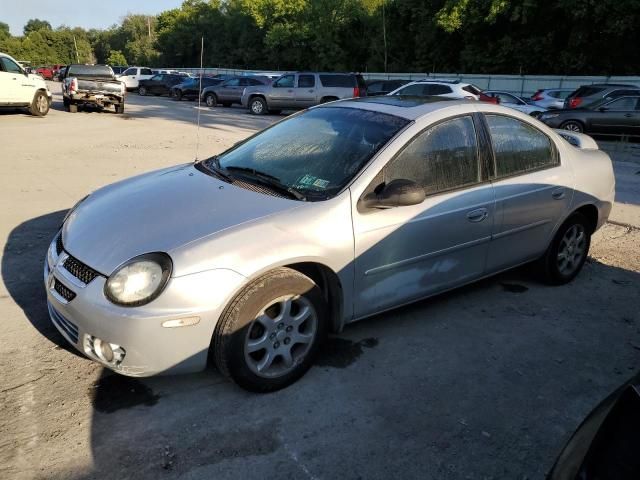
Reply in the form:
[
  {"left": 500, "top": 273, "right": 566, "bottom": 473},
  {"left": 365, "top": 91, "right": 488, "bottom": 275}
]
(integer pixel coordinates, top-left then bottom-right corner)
[{"left": 45, "top": 97, "right": 615, "bottom": 391}]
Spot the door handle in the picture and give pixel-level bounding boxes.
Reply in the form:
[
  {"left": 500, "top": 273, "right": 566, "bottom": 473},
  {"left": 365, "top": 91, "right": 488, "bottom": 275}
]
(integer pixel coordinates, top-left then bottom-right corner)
[
  {"left": 552, "top": 188, "right": 565, "bottom": 200},
  {"left": 466, "top": 208, "right": 488, "bottom": 223},
  {"left": 624, "top": 113, "right": 633, "bottom": 117},
  {"left": 308, "top": 89, "right": 314, "bottom": 93}
]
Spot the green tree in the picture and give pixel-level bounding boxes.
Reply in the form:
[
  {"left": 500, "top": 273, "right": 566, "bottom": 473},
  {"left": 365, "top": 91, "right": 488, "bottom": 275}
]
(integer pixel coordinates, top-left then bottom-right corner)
[
  {"left": 106, "top": 49, "right": 127, "bottom": 65},
  {"left": 0, "top": 21, "right": 9, "bottom": 40},
  {"left": 23, "top": 18, "right": 52, "bottom": 35}
]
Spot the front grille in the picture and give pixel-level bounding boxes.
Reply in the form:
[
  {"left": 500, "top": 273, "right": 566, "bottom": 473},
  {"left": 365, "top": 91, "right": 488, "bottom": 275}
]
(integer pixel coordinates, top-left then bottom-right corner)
[
  {"left": 54, "top": 279, "right": 76, "bottom": 302},
  {"left": 56, "top": 234, "right": 64, "bottom": 256},
  {"left": 48, "top": 303, "right": 79, "bottom": 344},
  {"left": 63, "top": 255, "right": 99, "bottom": 284}
]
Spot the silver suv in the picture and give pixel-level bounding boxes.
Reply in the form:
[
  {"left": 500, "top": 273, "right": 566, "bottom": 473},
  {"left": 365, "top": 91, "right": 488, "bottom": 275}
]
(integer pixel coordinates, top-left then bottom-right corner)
[{"left": 241, "top": 72, "right": 366, "bottom": 115}]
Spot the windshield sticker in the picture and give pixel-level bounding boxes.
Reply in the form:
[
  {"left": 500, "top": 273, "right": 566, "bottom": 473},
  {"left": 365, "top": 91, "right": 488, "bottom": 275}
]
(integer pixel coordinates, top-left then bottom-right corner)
[
  {"left": 297, "top": 174, "right": 317, "bottom": 186},
  {"left": 312, "top": 179, "right": 329, "bottom": 188}
]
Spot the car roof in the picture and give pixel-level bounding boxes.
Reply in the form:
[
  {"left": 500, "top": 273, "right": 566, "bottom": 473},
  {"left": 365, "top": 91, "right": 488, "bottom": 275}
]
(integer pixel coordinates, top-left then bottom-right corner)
[
  {"left": 320, "top": 96, "right": 473, "bottom": 120},
  {"left": 587, "top": 83, "right": 639, "bottom": 88}
]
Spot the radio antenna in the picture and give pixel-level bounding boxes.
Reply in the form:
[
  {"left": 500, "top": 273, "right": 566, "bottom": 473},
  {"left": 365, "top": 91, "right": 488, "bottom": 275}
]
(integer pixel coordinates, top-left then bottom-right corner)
[{"left": 195, "top": 36, "right": 204, "bottom": 162}]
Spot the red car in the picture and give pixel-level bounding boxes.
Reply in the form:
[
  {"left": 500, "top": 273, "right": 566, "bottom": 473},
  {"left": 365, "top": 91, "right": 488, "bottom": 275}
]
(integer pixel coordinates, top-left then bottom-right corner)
[{"left": 36, "top": 66, "right": 54, "bottom": 80}]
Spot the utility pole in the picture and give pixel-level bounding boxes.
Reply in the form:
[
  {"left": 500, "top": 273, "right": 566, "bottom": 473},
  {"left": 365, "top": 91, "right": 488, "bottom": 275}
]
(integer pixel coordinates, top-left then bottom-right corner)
[
  {"left": 382, "top": 0, "right": 388, "bottom": 73},
  {"left": 148, "top": 17, "right": 151, "bottom": 38},
  {"left": 73, "top": 35, "right": 80, "bottom": 63}
]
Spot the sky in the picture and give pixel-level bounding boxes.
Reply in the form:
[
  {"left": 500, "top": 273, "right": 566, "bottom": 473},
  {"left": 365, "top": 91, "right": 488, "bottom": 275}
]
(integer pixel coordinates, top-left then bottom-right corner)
[{"left": 2, "top": 0, "right": 184, "bottom": 35}]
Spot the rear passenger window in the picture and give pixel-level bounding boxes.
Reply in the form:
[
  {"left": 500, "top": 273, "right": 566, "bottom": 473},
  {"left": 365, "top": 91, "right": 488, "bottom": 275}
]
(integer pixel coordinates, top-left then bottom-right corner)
[
  {"left": 604, "top": 97, "right": 637, "bottom": 110},
  {"left": 486, "top": 115, "right": 557, "bottom": 178},
  {"left": 298, "top": 75, "right": 315, "bottom": 88},
  {"left": 385, "top": 116, "right": 480, "bottom": 196},
  {"left": 319, "top": 75, "right": 355, "bottom": 88},
  {"left": 426, "top": 84, "right": 453, "bottom": 95},
  {"left": 141, "top": 68, "right": 153, "bottom": 75},
  {"left": 395, "top": 84, "right": 426, "bottom": 96}
]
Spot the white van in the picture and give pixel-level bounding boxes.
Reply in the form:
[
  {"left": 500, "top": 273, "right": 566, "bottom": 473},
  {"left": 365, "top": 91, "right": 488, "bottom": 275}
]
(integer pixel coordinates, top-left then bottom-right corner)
[{"left": 0, "top": 52, "right": 52, "bottom": 116}]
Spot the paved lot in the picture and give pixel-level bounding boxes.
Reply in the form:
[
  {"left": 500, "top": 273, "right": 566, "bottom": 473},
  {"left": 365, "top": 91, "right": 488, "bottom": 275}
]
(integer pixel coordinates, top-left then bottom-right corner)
[{"left": 1, "top": 85, "right": 639, "bottom": 480}]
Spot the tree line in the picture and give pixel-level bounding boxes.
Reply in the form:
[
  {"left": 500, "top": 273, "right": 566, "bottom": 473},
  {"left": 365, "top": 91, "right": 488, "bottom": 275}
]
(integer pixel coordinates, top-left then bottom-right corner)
[{"left": 1, "top": 0, "right": 639, "bottom": 75}]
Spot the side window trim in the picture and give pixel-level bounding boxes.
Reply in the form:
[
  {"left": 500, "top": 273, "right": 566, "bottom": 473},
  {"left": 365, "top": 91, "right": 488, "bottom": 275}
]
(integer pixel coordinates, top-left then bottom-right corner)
[
  {"left": 362, "top": 114, "right": 488, "bottom": 204},
  {"left": 479, "top": 113, "right": 560, "bottom": 182}
]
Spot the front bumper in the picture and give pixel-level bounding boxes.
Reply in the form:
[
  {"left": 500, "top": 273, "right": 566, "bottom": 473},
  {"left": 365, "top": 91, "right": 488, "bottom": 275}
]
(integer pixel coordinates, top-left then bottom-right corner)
[{"left": 44, "top": 233, "right": 246, "bottom": 376}]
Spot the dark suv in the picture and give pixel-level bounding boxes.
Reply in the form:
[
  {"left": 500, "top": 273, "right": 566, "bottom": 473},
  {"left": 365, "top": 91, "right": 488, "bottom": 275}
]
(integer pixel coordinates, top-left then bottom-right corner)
[
  {"left": 564, "top": 83, "right": 640, "bottom": 109},
  {"left": 241, "top": 72, "right": 367, "bottom": 115},
  {"left": 138, "top": 74, "right": 189, "bottom": 96}
]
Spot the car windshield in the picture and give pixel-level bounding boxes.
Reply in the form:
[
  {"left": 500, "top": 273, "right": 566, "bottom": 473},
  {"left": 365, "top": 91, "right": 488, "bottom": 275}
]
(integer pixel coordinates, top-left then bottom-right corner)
[{"left": 200, "top": 107, "right": 409, "bottom": 199}]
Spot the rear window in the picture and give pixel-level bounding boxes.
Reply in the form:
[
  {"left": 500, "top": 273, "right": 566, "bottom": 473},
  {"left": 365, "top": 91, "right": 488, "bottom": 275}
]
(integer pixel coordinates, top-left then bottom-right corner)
[
  {"left": 462, "top": 85, "right": 481, "bottom": 96},
  {"left": 319, "top": 75, "right": 356, "bottom": 88},
  {"left": 571, "top": 86, "right": 606, "bottom": 98},
  {"left": 67, "top": 65, "right": 114, "bottom": 77}
]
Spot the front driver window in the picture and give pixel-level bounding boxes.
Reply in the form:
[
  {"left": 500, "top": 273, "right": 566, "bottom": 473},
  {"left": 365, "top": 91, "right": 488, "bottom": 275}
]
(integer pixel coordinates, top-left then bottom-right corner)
[
  {"left": 604, "top": 97, "right": 637, "bottom": 111},
  {"left": 274, "top": 75, "right": 295, "bottom": 88},
  {"left": 385, "top": 116, "right": 481, "bottom": 196},
  {"left": 1, "top": 57, "right": 23, "bottom": 74}
]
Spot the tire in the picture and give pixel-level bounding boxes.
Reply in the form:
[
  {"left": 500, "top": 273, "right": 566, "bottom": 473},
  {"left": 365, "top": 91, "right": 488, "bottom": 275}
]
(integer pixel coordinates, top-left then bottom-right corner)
[
  {"left": 29, "top": 91, "right": 50, "bottom": 116},
  {"left": 213, "top": 267, "right": 327, "bottom": 392},
  {"left": 138, "top": 86, "right": 147, "bottom": 96},
  {"left": 115, "top": 103, "right": 125, "bottom": 114},
  {"left": 175, "top": 90, "right": 183, "bottom": 101},
  {"left": 205, "top": 93, "right": 217, "bottom": 107},
  {"left": 320, "top": 97, "right": 338, "bottom": 104},
  {"left": 561, "top": 120, "right": 584, "bottom": 133},
  {"left": 249, "top": 97, "right": 267, "bottom": 115},
  {"left": 537, "top": 212, "right": 591, "bottom": 285},
  {"left": 69, "top": 104, "right": 78, "bottom": 113}
]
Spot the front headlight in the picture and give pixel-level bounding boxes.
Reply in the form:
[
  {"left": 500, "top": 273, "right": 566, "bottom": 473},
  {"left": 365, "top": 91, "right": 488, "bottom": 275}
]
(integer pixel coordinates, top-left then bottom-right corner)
[{"left": 105, "top": 253, "right": 172, "bottom": 306}]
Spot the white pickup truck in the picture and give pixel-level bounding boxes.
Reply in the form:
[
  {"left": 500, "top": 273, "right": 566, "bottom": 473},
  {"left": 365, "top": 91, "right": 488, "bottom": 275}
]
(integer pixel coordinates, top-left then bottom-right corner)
[
  {"left": 0, "top": 52, "right": 52, "bottom": 116},
  {"left": 116, "top": 66, "right": 154, "bottom": 90}
]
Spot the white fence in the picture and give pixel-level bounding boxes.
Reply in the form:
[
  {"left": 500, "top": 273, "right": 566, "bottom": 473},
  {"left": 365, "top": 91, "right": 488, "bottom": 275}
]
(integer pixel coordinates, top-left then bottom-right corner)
[{"left": 175, "top": 67, "right": 640, "bottom": 97}]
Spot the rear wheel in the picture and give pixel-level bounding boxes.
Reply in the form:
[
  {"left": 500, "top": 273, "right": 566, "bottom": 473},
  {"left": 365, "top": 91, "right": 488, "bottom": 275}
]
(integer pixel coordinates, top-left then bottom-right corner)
[
  {"left": 205, "top": 93, "right": 217, "bottom": 107},
  {"left": 29, "top": 91, "right": 50, "bottom": 116},
  {"left": 138, "top": 86, "right": 147, "bottom": 96},
  {"left": 561, "top": 120, "right": 583, "bottom": 133},
  {"left": 249, "top": 97, "right": 267, "bottom": 115},
  {"left": 213, "top": 268, "right": 327, "bottom": 392},
  {"left": 537, "top": 212, "right": 591, "bottom": 285}
]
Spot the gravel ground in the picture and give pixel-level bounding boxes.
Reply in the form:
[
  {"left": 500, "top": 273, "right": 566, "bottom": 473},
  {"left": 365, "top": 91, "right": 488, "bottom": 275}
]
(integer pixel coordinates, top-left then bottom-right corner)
[{"left": 1, "top": 85, "right": 639, "bottom": 480}]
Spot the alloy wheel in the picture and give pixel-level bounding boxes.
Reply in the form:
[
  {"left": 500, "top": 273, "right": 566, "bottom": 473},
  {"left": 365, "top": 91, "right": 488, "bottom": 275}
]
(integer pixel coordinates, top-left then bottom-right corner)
[
  {"left": 557, "top": 224, "right": 587, "bottom": 276},
  {"left": 244, "top": 295, "right": 317, "bottom": 378}
]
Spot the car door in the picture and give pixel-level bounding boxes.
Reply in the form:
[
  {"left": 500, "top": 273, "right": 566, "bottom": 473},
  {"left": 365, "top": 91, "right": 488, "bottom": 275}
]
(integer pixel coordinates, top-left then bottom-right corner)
[
  {"left": 482, "top": 114, "right": 573, "bottom": 273},
  {"left": 352, "top": 114, "right": 495, "bottom": 317},
  {"left": 269, "top": 75, "right": 296, "bottom": 107},
  {"left": 295, "top": 74, "right": 317, "bottom": 107},
  {"left": 0, "top": 57, "right": 26, "bottom": 103},
  {"left": 146, "top": 74, "right": 162, "bottom": 93},
  {"left": 218, "top": 78, "right": 241, "bottom": 102},
  {"left": 590, "top": 97, "right": 639, "bottom": 136}
]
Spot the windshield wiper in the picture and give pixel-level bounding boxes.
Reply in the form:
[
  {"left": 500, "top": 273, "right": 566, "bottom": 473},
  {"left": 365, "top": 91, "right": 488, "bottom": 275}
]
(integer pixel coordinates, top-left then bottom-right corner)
[
  {"left": 225, "top": 166, "right": 307, "bottom": 201},
  {"left": 202, "top": 156, "right": 233, "bottom": 182}
]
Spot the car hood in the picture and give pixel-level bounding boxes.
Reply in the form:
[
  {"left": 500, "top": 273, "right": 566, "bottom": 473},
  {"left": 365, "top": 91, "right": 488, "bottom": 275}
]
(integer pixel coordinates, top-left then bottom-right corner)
[{"left": 62, "top": 164, "right": 299, "bottom": 275}]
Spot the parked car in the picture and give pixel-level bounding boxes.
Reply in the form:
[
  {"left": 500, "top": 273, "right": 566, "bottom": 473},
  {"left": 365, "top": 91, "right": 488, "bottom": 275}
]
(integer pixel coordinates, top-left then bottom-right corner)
[
  {"left": 109, "top": 66, "right": 128, "bottom": 75},
  {"left": 242, "top": 72, "right": 367, "bottom": 114},
  {"left": 138, "top": 74, "right": 186, "bottom": 96},
  {"left": 564, "top": 83, "right": 640, "bottom": 109},
  {"left": 45, "top": 97, "right": 613, "bottom": 392},
  {"left": 483, "top": 90, "right": 546, "bottom": 116},
  {"left": 530, "top": 88, "right": 574, "bottom": 110},
  {"left": 202, "top": 75, "right": 271, "bottom": 107},
  {"left": 35, "top": 66, "right": 54, "bottom": 80},
  {"left": 388, "top": 79, "right": 498, "bottom": 103},
  {"left": 62, "top": 64, "right": 126, "bottom": 113},
  {"left": 366, "top": 79, "right": 410, "bottom": 96},
  {"left": 116, "top": 66, "right": 154, "bottom": 90},
  {"left": 172, "top": 76, "right": 225, "bottom": 100},
  {"left": 539, "top": 95, "right": 640, "bottom": 138},
  {"left": 55, "top": 66, "right": 68, "bottom": 82},
  {"left": 0, "top": 52, "right": 52, "bottom": 116}
]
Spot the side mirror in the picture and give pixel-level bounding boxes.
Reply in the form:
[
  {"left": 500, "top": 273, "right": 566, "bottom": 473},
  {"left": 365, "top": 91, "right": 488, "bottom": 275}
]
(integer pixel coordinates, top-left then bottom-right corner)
[{"left": 360, "top": 179, "right": 425, "bottom": 209}]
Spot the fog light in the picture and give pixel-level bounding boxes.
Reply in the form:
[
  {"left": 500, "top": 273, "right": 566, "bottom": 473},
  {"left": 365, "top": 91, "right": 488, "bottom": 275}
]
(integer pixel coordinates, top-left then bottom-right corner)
[{"left": 84, "top": 335, "right": 126, "bottom": 366}]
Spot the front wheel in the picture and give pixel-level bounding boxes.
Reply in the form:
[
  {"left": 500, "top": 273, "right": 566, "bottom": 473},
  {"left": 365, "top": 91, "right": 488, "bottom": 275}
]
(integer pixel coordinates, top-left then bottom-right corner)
[
  {"left": 30, "top": 91, "right": 50, "bottom": 116},
  {"left": 205, "top": 93, "right": 217, "bottom": 107},
  {"left": 537, "top": 212, "right": 591, "bottom": 285},
  {"left": 249, "top": 97, "right": 267, "bottom": 115},
  {"left": 561, "top": 120, "right": 583, "bottom": 133},
  {"left": 138, "top": 86, "right": 147, "bottom": 96},
  {"left": 212, "top": 268, "right": 327, "bottom": 392},
  {"left": 115, "top": 103, "right": 125, "bottom": 114}
]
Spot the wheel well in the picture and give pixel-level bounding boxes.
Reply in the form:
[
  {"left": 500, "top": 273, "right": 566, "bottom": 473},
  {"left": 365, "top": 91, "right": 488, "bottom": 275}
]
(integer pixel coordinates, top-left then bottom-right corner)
[
  {"left": 574, "top": 204, "right": 598, "bottom": 233},
  {"left": 286, "top": 262, "right": 344, "bottom": 333},
  {"left": 249, "top": 94, "right": 265, "bottom": 101},
  {"left": 321, "top": 96, "right": 339, "bottom": 103}
]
